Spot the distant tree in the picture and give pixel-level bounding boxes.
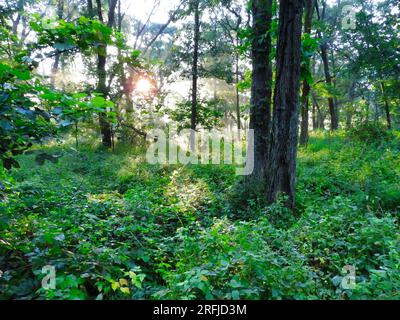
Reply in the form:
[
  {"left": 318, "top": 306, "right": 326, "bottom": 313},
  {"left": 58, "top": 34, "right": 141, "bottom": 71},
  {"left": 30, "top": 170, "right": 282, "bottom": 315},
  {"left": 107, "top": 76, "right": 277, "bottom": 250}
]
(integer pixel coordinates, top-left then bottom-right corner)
[{"left": 299, "top": 0, "right": 316, "bottom": 145}]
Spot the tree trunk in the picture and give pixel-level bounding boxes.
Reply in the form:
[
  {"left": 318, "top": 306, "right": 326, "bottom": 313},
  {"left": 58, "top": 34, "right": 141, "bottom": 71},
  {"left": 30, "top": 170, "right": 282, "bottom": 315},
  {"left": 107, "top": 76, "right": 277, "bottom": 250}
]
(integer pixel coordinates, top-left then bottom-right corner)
[
  {"left": 51, "top": 0, "right": 64, "bottom": 87},
  {"left": 95, "top": 0, "right": 117, "bottom": 148},
  {"left": 315, "top": 0, "right": 338, "bottom": 131},
  {"left": 299, "top": 0, "right": 314, "bottom": 146},
  {"left": 312, "top": 92, "right": 325, "bottom": 130},
  {"left": 380, "top": 81, "right": 392, "bottom": 129},
  {"left": 312, "top": 98, "right": 317, "bottom": 130},
  {"left": 320, "top": 45, "right": 338, "bottom": 130},
  {"left": 87, "top": 0, "right": 94, "bottom": 18},
  {"left": 266, "top": 0, "right": 304, "bottom": 208},
  {"left": 11, "top": 0, "right": 24, "bottom": 35},
  {"left": 97, "top": 48, "right": 112, "bottom": 148},
  {"left": 346, "top": 81, "right": 356, "bottom": 129},
  {"left": 190, "top": 0, "right": 200, "bottom": 133},
  {"left": 235, "top": 38, "right": 241, "bottom": 132},
  {"left": 246, "top": 0, "right": 273, "bottom": 187}
]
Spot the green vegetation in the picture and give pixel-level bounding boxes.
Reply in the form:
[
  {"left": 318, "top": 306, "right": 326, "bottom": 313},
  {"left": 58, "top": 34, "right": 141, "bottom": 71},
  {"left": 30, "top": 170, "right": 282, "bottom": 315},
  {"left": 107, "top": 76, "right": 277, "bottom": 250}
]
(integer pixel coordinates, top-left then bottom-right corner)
[
  {"left": 1, "top": 128, "right": 398, "bottom": 299},
  {"left": 1, "top": 0, "right": 399, "bottom": 302}
]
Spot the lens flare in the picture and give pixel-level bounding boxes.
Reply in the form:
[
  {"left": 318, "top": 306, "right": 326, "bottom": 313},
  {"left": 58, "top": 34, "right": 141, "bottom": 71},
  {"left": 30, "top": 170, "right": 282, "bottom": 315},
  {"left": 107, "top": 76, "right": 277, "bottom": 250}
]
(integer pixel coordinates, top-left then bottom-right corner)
[{"left": 135, "top": 78, "right": 152, "bottom": 94}]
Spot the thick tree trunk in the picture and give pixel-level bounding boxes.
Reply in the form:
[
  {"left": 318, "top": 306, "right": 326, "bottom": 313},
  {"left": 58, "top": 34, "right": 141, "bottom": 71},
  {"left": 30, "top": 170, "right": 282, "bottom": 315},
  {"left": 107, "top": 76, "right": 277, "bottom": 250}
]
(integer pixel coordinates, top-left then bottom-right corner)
[
  {"left": 299, "top": 0, "right": 314, "bottom": 146},
  {"left": 266, "top": 0, "right": 304, "bottom": 208},
  {"left": 246, "top": 0, "right": 273, "bottom": 186}
]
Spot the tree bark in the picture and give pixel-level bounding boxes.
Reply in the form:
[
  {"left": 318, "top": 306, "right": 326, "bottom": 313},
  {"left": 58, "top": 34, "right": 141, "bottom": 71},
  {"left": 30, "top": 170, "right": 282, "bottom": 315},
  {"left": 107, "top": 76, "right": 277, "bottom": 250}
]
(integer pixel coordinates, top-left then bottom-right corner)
[
  {"left": 299, "top": 0, "right": 315, "bottom": 146},
  {"left": 266, "top": 0, "right": 304, "bottom": 208},
  {"left": 246, "top": 0, "right": 273, "bottom": 187},
  {"left": 95, "top": 0, "right": 118, "bottom": 148}
]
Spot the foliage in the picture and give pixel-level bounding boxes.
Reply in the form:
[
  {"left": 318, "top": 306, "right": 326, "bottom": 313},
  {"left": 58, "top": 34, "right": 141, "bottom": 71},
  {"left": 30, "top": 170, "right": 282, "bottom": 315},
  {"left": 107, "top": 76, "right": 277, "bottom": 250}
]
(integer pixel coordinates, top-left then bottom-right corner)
[
  {"left": 169, "top": 98, "right": 225, "bottom": 130},
  {"left": 0, "top": 131, "right": 399, "bottom": 300},
  {"left": 346, "top": 123, "right": 393, "bottom": 144},
  {"left": 29, "top": 15, "right": 126, "bottom": 56},
  {"left": 0, "top": 25, "right": 57, "bottom": 170},
  {"left": 300, "top": 33, "right": 319, "bottom": 84}
]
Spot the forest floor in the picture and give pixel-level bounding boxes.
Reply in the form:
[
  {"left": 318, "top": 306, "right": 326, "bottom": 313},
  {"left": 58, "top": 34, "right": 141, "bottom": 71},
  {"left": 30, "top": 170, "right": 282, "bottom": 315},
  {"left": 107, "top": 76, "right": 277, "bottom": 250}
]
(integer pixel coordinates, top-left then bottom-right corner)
[{"left": 0, "top": 128, "right": 399, "bottom": 300}]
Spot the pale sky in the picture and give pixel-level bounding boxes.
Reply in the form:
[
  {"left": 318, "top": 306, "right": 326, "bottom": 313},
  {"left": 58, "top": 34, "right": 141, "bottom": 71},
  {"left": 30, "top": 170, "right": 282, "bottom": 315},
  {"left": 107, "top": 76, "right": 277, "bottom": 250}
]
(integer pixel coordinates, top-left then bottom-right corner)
[{"left": 121, "top": 0, "right": 182, "bottom": 24}]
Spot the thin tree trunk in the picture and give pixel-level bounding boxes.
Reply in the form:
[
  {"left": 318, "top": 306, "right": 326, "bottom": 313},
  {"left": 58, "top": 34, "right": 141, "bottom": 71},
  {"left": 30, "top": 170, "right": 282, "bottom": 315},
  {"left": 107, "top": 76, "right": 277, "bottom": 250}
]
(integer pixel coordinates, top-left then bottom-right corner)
[
  {"left": 331, "top": 48, "right": 340, "bottom": 127},
  {"left": 142, "top": 2, "right": 184, "bottom": 55},
  {"left": 346, "top": 81, "right": 356, "bottom": 129},
  {"left": 11, "top": 0, "right": 24, "bottom": 35},
  {"left": 316, "top": 0, "right": 338, "bottom": 130},
  {"left": 312, "top": 98, "right": 317, "bottom": 130},
  {"left": 380, "top": 81, "right": 392, "bottom": 129},
  {"left": 246, "top": 0, "right": 273, "bottom": 187},
  {"left": 312, "top": 93, "right": 325, "bottom": 130},
  {"left": 299, "top": 0, "right": 314, "bottom": 146},
  {"left": 320, "top": 45, "right": 338, "bottom": 130},
  {"left": 51, "top": 0, "right": 64, "bottom": 87},
  {"left": 266, "top": 0, "right": 304, "bottom": 208},
  {"left": 235, "top": 39, "right": 241, "bottom": 132},
  {"left": 95, "top": 0, "right": 117, "bottom": 148},
  {"left": 118, "top": 0, "right": 134, "bottom": 126},
  {"left": 190, "top": 0, "right": 200, "bottom": 150}
]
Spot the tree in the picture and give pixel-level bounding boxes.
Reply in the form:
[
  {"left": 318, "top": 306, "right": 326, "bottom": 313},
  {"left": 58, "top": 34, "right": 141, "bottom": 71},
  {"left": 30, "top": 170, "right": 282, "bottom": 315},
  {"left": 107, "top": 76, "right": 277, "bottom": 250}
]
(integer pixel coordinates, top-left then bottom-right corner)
[
  {"left": 190, "top": 0, "right": 200, "bottom": 141},
  {"left": 266, "top": 0, "right": 304, "bottom": 208},
  {"left": 299, "top": 0, "right": 315, "bottom": 145},
  {"left": 220, "top": 1, "right": 246, "bottom": 132},
  {"left": 339, "top": 0, "right": 400, "bottom": 129},
  {"left": 246, "top": 0, "right": 273, "bottom": 186},
  {"left": 50, "top": 0, "right": 64, "bottom": 86},
  {"left": 315, "top": 0, "right": 339, "bottom": 130},
  {"left": 94, "top": 0, "right": 118, "bottom": 148}
]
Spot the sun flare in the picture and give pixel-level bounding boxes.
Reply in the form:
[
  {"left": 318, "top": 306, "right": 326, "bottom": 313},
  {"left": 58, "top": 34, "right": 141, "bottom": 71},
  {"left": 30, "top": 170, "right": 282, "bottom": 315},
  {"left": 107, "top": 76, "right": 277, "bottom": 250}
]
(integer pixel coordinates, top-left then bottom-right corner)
[{"left": 135, "top": 78, "right": 153, "bottom": 94}]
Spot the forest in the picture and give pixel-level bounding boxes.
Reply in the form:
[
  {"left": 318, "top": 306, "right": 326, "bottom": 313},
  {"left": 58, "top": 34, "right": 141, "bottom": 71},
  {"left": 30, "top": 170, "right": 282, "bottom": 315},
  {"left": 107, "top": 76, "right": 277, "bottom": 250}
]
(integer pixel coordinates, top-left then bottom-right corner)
[{"left": 0, "top": 0, "right": 399, "bottom": 301}]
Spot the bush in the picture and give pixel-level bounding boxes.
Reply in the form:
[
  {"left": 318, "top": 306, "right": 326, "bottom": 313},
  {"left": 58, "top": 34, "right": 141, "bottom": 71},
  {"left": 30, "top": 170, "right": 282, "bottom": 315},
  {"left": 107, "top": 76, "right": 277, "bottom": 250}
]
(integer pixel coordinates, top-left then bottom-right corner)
[
  {"left": 155, "top": 218, "right": 318, "bottom": 300},
  {"left": 347, "top": 123, "right": 392, "bottom": 144}
]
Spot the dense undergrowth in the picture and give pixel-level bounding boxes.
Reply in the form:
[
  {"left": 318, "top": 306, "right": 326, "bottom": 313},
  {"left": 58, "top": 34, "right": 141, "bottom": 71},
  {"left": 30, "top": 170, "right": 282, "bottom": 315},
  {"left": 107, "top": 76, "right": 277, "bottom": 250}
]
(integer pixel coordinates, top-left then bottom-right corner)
[{"left": 0, "top": 128, "right": 399, "bottom": 300}]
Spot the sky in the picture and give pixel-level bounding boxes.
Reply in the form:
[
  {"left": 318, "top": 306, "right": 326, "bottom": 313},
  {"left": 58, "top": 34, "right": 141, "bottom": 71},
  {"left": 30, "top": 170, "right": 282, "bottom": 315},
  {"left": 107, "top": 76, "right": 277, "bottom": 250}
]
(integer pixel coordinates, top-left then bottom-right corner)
[{"left": 121, "top": 0, "right": 182, "bottom": 24}]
